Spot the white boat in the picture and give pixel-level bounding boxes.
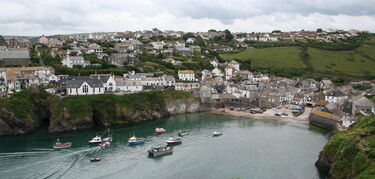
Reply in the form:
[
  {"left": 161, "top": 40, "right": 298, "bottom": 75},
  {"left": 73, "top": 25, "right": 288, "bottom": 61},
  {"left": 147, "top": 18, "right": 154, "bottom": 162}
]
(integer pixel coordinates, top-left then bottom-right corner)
[
  {"left": 99, "top": 141, "right": 110, "bottom": 148},
  {"left": 88, "top": 135, "right": 102, "bottom": 145},
  {"left": 53, "top": 139, "right": 72, "bottom": 149},
  {"left": 213, "top": 132, "right": 222, "bottom": 137},
  {"left": 165, "top": 137, "right": 182, "bottom": 145},
  {"left": 155, "top": 128, "right": 166, "bottom": 134}
]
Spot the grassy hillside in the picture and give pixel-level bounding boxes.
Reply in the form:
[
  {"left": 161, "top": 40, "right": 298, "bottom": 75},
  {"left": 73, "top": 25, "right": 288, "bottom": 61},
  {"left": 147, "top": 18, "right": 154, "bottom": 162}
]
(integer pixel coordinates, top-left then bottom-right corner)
[
  {"left": 308, "top": 47, "right": 375, "bottom": 76},
  {"left": 316, "top": 116, "right": 375, "bottom": 178},
  {"left": 220, "top": 46, "right": 304, "bottom": 69},
  {"left": 220, "top": 44, "right": 375, "bottom": 79}
]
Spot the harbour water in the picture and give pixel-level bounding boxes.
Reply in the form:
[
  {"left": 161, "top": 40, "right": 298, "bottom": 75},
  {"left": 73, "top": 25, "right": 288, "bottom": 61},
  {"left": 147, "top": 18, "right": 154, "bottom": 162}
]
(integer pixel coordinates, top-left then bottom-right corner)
[{"left": 0, "top": 113, "right": 328, "bottom": 179}]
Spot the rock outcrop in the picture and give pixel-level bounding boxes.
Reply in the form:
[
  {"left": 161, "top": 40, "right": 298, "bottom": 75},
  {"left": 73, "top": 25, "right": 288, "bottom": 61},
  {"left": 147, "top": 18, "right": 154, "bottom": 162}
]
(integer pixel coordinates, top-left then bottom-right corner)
[{"left": 315, "top": 116, "right": 375, "bottom": 178}]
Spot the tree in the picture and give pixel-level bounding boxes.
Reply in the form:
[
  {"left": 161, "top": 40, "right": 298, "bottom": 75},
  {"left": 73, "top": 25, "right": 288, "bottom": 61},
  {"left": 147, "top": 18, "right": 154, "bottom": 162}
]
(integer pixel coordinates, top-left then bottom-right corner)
[
  {"left": 317, "top": 28, "right": 323, "bottom": 33},
  {"left": 183, "top": 32, "right": 195, "bottom": 41},
  {"left": 208, "top": 29, "right": 217, "bottom": 32},
  {"left": 224, "top": 29, "right": 233, "bottom": 41},
  {"left": 272, "top": 30, "right": 282, "bottom": 33}
]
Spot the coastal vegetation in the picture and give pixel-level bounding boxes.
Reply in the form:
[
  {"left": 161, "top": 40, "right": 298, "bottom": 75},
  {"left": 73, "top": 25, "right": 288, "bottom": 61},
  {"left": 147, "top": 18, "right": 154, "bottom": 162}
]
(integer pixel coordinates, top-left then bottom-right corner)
[
  {"left": 0, "top": 88, "right": 194, "bottom": 135},
  {"left": 316, "top": 116, "right": 375, "bottom": 178}
]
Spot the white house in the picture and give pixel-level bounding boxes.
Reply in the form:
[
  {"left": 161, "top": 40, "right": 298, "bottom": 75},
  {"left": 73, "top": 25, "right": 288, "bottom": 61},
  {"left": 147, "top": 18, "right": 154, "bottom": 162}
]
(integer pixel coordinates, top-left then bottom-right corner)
[
  {"left": 175, "top": 82, "right": 200, "bottom": 91},
  {"left": 90, "top": 74, "right": 116, "bottom": 92},
  {"left": 324, "top": 90, "right": 347, "bottom": 104},
  {"left": 87, "top": 43, "right": 102, "bottom": 54},
  {"left": 186, "top": 38, "right": 195, "bottom": 44},
  {"left": 66, "top": 79, "right": 104, "bottom": 96},
  {"left": 210, "top": 59, "right": 219, "bottom": 67},
  {"left": 150, "top": 41, "right": 165, "bottom": 50},
  {"left": 62, "top": 56, "right": 90, "bottom": 68},
  {"left": 178, "top": 70, "right": 196, "bottom": 81},
  {"left": 228, "top": 61, "right": 240, "bottom": 71},
  {"left": 212, "top": 68, "right": 224, "bottom": 77},
  {"left": 115, "top": 77, "right": 143, "bottom": 93}
]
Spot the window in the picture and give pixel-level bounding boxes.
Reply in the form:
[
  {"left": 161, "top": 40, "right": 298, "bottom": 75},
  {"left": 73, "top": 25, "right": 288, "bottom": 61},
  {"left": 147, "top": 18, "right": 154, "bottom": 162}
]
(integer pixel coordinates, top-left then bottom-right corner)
[
  {"left": 82, "top": 84, "right": 89, "bottom": 93},
  {"left": 70, "top": 88, "right": 72, "bottom": 94},
  {"left": 93, "top": 88, "right": 95, "bottom": 93}
]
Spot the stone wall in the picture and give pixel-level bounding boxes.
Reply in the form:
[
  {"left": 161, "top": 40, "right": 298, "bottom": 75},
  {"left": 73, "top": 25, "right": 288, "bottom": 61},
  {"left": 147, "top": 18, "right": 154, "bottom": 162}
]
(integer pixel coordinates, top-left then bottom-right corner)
[{"left": 309, "top": 112, "right": 341, "bottom": 130}]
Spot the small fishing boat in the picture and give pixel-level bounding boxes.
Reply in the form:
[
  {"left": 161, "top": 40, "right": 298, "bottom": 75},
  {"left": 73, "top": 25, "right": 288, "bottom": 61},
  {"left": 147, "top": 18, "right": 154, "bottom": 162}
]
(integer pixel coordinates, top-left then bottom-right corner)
[
  {"left": 178, "top": 131, "right": 189, "bottom": 136},
  {"left": 99, "top": 141, "right": 110, "bottom": 148},
  {"left": 148, "top": 145, "right": 173, "bottom": 157},
  {"left": 165, "top": 137, "right": 182, "bottom": 145},
  {"left": 213, "top": 132, "right": 222, "bottom": 137},
  {"left": 154, "top": 128, "right": 166, "bottom": 135},
  {"left": 90, "top": 158, "right": 101, "bottom": 162},
  {"left": 53, "top": 139, "right": 72, "bottom": 149},
  {"left": 128, "top": 136, "right": 145, "bottom": 145},
  {"left": 88, "top": 135, "right": 102, "bottom": 145}
]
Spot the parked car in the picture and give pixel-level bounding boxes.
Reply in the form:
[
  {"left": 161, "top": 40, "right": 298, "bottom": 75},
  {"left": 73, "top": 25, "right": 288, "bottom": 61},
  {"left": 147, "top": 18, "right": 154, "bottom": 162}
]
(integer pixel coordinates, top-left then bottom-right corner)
[
  {"left": 281, "top": 112, "right": 288, "bottom": 116},
  {"left": 274, "top": 113, "right": 282, "bottom": 116}
]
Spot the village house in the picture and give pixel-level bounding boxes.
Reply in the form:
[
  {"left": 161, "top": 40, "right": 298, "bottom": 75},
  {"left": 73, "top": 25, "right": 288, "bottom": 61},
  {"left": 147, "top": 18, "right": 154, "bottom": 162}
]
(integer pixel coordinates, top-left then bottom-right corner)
[
  {"left": 114, "top": 40, "right": 143, "bottom": 52},
  {"left": 324, "top": 90, "right": 348, "bottom": 104},
  {"left": 190, "top": 46, "right": 201, "bottom": 54},
  {"left": 38, "top": 35, "right": 49, "bottom": 45},
  {"left": 108, "top": 53, "right": 137, "bottom": 66},
  {"left": 174, "top": 47, "right": 191, "bottom": 56},
  {"left": 175, "top": 82, "right": 200, "bottom": 91},
  {"left": 66, "top": 77, "right": 104, "bottom": 96},
  {"left": 211, "top": 44, "right": 233, "bottom": 52},
  {"left": 87, "top": 43, "right": 102, "bottom": 54},
  {"left": 115, "top": 77, "right": 143, "bottom": 93},
  {"left": 200, "top": 85, "right": 213, "bottom": 103},
  {"left": 212, "top": 67, "right": 224, "bottom": 77},
  {"left": 351, "top": 96, "right": 375, "bottom": 115},
  {"left": 8, "top": 37, "right": 31, "bottom": 48},
  {"left": 178, "top": 70, "right": 196, "bottom": 81},
  {"left": 162, "top": 58, "right": 182, "bottom": 66},
  {"left": 90, "top": 74, "right": 116, "bottom": 92},
  {"left": 0, "top": 47, "right": 31, "bottom": 66},
  {"left": 186, "top": 38, "right": 195, "bottom": 44},
  {"left": 320, "top": 79, "right": 334, "bottom": 89},
  {"left": 62, "top": 55, "right": 90, "bottom": 68},
  {"left": 210, "top": 59, "right": 219, "bottom": 67},
  {"left": 150, "top": 41, "right": 165, "bottom": 50}
]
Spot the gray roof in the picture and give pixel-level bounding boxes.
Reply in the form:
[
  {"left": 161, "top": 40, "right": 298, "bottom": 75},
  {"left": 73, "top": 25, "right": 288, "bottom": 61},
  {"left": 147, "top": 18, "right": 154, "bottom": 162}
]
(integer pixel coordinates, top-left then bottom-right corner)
[
  {"left": 66, "top": 78, "right": 103, "bottom": 88},
  {"left": 0, "top": 50, "right": 30, "bottom": 59}
]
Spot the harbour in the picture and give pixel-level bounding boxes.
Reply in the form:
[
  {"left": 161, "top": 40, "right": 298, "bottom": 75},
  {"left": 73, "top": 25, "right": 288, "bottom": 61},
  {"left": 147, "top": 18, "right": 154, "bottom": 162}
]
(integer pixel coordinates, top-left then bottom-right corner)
[{"left": 0, "top": 113, "right": 329, "bottom": 179}]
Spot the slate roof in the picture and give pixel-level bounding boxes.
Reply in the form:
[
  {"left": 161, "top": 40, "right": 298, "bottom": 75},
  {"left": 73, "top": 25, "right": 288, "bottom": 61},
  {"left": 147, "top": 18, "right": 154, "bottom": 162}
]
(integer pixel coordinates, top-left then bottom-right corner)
[{"left": 66, "top": 78, "right": 103, "bottom": 88}]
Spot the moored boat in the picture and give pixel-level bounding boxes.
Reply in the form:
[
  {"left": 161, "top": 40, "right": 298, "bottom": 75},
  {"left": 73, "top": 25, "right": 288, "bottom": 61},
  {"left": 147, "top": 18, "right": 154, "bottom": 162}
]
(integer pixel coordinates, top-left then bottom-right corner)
[
  {"left": 165, "top": 137, "right": 182, "bottom": 145},
  {"left": 102, "top": 129, "right": 113, "bottom": 142},
  {"left": 90, "top": 158, "right": 101, "bottom": 162},
  {"left": 178, "top": 131, "right": 189, "bottom": 136},
  {"left": 99, "top": 141, "right": 110, "bottom": 148},
  {"left": 88, "top": 135, "right": 102, "bottom": 145},
  {"left": 53, "top": 139, "right": 72, "bottom": 149},
  {"left": 148, "top": 146, "right": 173, "bottom": 157},
  {"left": 154, "top": 127, "right": 166, "bottom": 135},
  {"left": 213, "top": 132, "right": 222, "bottom": 137},
  {"left": 128, "top": 136, "right": 145, "bottom": 145}
]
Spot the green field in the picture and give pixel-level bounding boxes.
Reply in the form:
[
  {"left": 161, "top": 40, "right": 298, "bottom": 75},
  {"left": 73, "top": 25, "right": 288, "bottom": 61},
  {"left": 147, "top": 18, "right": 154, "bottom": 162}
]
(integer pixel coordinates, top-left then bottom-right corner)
[
  {"left": 308, "top": 47, "right": 375, "bottom": 76},
  {"left": 220, "top": 45, "right": 375, "bottom": 78},
  {"left": 221, "top": 46, "right": 304, "bottom": 69}
]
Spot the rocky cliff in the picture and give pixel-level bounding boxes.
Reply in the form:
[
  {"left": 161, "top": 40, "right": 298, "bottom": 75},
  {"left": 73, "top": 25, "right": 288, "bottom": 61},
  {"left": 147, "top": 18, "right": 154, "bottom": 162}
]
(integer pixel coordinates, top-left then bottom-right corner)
[
  {"left": 315, "top": 116, "right": 375, "bottom": 178},
  {"left": 0, "top": 88, "right": 51, "bottom": 136},
  {"left": 165, "top": 99, "right": 201, "bottom": 115}
]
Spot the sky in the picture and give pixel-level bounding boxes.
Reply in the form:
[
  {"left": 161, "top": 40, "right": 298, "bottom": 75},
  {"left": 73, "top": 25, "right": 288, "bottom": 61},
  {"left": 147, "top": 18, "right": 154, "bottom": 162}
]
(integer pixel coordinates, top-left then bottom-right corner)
[{"left": 0, "top": 0, "right": 375, "bottom": 36}]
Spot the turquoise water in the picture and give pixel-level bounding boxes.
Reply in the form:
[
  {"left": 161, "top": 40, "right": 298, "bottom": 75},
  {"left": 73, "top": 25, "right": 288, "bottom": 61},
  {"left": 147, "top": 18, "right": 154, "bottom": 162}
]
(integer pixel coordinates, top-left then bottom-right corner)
[{"left": 0, "top": 113, "right": 328, "bottom": 179}]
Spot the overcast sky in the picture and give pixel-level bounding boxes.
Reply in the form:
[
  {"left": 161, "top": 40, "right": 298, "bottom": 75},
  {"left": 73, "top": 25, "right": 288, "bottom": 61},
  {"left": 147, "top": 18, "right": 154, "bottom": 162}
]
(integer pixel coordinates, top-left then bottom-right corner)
[{"left": 0, "top": 0, "right": 375, "bottom": 36}]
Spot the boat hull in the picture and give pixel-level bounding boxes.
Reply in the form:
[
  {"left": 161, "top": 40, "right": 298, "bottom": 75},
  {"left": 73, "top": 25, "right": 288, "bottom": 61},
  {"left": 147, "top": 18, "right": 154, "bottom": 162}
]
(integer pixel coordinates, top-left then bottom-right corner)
[
  {"left": 129, "top": 140, "right": 145, "bottom": 145},
  {"left": 88, "top": 141, "right": 103, "bottom": 145},
  {"left": 53, "top": 142, "right": 72, "bottom": 149},
  {"left": 148, "top": 149, "right": 173, "bottom": 157}
]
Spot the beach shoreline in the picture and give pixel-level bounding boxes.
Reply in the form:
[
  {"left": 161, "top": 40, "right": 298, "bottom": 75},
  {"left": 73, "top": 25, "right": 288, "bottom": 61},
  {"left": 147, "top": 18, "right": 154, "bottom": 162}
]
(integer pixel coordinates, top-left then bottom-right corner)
[{"left": 210, "top": 107, "right": 312, "bottom": 124}]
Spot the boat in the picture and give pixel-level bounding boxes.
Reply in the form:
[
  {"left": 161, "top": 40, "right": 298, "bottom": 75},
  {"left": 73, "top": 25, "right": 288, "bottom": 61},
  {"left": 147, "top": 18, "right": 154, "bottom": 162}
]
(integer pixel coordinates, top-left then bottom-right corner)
[
  {"left": 178, "top": 131, "right": 189, "bottom": 136},
  {"left": 88, "top": 135, "right": 102, "bottom": 145},
  {"left": 148, "top": 145, "right": 173, "bottom": 157},
  {"left": 53, "top": 139, "right": 72, "bottom": 149},
  {"left": 213, "top": 132, "right": 222, "bottom": 137},
  {"left": 165, "top": 137, "right": 182, "bottom": 145},
  {"left": 90, "top": 158, "right": 101, "bottom": 162},
  {"left": 128, "top": 136, "right": 145, "bottom": 145},
  {"left": 154, "top": 128, "right": 166, "bottom": 135},
  {"left": 99, "top": 141, "right": 110, "bottom": 148}
]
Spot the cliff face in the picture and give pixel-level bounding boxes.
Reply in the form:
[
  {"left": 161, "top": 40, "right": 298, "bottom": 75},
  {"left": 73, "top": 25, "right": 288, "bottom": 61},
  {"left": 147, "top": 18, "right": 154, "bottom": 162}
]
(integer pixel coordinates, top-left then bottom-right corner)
[
  {"left": 315, "top": 116, "right": 375, "bottom": 178},
  {"left": 0, "top": 88, "right": 51, "bottom": 136},
  {"left": 0, "top": 89, "right": 202, "bottom": 136},
  {"left": 48, "top": 91, "right": 198, "bottom": 133},
  {"left": 165, "top": 99, "right": 201, "bottom": 115}
]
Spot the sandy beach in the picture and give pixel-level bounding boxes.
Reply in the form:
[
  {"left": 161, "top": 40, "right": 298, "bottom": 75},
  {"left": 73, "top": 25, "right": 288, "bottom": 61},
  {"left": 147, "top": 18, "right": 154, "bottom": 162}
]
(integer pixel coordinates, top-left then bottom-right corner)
[{"left": 211, "top": 107, "right": 312, "bottom": 123}]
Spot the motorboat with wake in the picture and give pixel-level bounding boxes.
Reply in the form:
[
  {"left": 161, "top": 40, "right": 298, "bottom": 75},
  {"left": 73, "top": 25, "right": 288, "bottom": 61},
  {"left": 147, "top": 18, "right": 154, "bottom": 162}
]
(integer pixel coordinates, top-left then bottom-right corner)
[
  {"left": 213, "top": 132, "right": 222, "bottom": 137},
  {"left": 165, "top": 137, "right": 182, "bottom": 145},
  {"left": 53, "top": 139, "right": 72, "bottom": 149}
]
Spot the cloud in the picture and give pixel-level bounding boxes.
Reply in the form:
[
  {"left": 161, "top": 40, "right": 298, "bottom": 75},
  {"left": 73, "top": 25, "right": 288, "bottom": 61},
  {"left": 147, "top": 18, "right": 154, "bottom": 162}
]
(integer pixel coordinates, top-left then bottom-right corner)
[{"left": 0, "top": 0, "right": 374, "bottom": 35}]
